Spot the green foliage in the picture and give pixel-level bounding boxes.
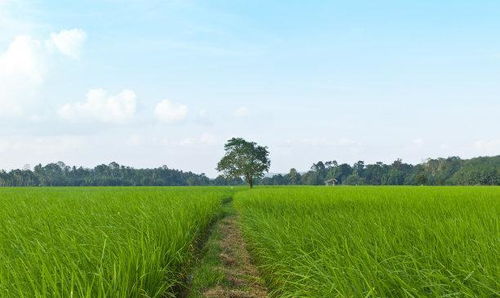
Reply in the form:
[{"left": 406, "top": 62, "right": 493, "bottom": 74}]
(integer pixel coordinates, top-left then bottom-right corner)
[
  {"left": 0, "top": 185, "right": 498, "bottom": 296},
  {"left": 259, "top": 156, "right": 499, "bottom": 186},
  {"left": 0, "top": 187, "right": 234, "bottom": 297},
  {"left": 343, "top": 174, "right": 366, "bottom": 185},
  {"left": 287, "top": 168, "right": 301, "bottom": 185},
  {"left": 451, "top": 156, "right": 500, "bottom": 185},
  {"left": 0, "top": 162, "right": 212, "bottom": 187},
  {"left": 186, "top": 199, "right": 235, "bottom": 297},
  {"left": 0, "top": 155, "right": 497, "bottom": 187},
  {"left": 216, "top": 138, "right": 270, "bottom": 188},
  {"left": 235, "top": 186, "right": 500, "bottom": 297}
]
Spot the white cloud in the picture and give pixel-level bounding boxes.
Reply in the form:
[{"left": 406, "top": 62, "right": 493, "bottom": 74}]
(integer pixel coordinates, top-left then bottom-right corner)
[
  {"left": 0, "top": 136, "right": 85, "bottom": 155},
  {"left": 0, "top": 135, "right": 87, "bottom": 171},
  {"left": 0, "top": 29, "right": 87, "bottom": 117},
  {"left": 0, "top": 1, "right": 36, "bottom": 44},
  {"left": 233, "top": 106, "right": 249, "bottom": 117},
  {"left": 58, "top": 89, "right": 137, "bottom": 123},
  {"left": 0, "top": 35, "right": 46, "bottom": 115},
  {"left": 47, "top": 29, "right": 86, "bottom": 59},
  {"left": 474, "top": 139, "right": 500, "bottom": 155},
  {"left": 154, "top": 100, "right": 188, "bottom": 123},
  {"left": 0, "top": 35, "right": 45, "bottom": 82}
]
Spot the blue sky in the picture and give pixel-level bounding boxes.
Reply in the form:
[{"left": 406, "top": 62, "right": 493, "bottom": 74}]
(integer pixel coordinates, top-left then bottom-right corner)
[{"left": 1, "top": 0, "right": 499, "bottom": 176}]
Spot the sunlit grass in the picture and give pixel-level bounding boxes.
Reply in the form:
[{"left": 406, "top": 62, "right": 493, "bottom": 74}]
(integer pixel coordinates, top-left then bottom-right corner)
[
  {"left": 2, "top": 186, "right": 498, "bottom": 297},
  {"left": 235, "top": 186, "right": 500, "bottom": 297},
  {"left": 0, "top": 187, "right": 233, "bottom": 297}
]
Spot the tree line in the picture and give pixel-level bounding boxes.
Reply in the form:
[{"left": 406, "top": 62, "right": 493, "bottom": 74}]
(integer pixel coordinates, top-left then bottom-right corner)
[
  {"left": 260, "top": 156, "right": 499, "bottom": 186},
  {"left": 0, "top": 156, "right": 498, "bottom": 187},
  {"left": 0, "top": 162, "right": 240, "bottom": 187}
]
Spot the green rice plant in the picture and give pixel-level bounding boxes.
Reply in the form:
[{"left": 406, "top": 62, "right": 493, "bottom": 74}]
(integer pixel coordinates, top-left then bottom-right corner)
[
  {"left": 0, "top": 187, "right": 233, "bottom": 297},
  {"left": 235, "top": 186, "right": 500, "bottom": 297}
]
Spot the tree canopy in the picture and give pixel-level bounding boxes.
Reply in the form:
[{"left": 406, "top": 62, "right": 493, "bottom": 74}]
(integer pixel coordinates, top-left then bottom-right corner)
[
  {"left": 0, "top": 155, "right": 497, "bottom": 187},
  {"left": 0, "top": 162, "right": 214, "bottom": 187},
  {"left": 216, "top": 138, "right": 270, "bottom": 188},
  {"left": 259, "top": 156, "right": 499, "bottom": 186}
]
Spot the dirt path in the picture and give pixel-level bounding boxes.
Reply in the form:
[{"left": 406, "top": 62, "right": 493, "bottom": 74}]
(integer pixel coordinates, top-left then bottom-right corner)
[
  {"left": 185, "top": 198, "right": 268, "bottom": 298},
  {"left": 203, "top": 214, "right": 268, "bottom": 298}
]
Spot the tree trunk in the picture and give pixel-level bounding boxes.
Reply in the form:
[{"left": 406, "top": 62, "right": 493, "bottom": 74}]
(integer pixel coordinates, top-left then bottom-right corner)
[{"left": 246, "top": 175, "right": 253, "bottom": 188}]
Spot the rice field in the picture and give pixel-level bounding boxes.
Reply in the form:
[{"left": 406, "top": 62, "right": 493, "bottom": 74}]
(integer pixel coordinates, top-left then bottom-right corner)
[
  {"left": 0, "top": 186, "right": 498, "bottom": 297},
  {"left": 0, "top": 187, "right": 233, "bottom": 297},
  {"left": 235, "top": 186, "right": 500, "bottom": 297}
]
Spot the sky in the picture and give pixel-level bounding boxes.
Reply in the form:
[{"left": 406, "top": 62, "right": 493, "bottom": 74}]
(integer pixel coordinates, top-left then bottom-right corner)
[{"left": 0, "top": 0, "right": 499, "bottom": 177}]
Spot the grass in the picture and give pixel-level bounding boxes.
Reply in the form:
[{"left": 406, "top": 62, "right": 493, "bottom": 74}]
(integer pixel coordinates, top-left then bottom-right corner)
[
  {"left": 0, "top": 187, "right": 234, "bottom": 297},
  {"left": 235, "top": 186, "right": 500, "bottom": 297},
  {"left": 186, "top": 196, "right": 268, "bottom": 297},
  {"left": 1, "top": 186, "right": 498, "bottom": 297},
  {"left": 186, "top": 197, "right": 234, "bottom": 297}
]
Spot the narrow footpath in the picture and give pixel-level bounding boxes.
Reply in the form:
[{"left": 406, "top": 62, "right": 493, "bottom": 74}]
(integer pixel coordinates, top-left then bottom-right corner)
[{"left": 184, "top": 198, "right": 268, "bottom": 298}]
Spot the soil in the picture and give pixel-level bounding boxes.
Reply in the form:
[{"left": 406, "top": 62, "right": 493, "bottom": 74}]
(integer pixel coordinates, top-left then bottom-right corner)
[{"left": 203, "top": 215, "right": 268, "bottom": 298}]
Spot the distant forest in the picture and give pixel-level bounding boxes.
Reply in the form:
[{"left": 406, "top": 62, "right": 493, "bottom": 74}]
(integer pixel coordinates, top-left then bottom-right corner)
[
  {"left": 0, "top": 156, "right": 498, "bottom": 187},
  {"left": 261, "top": 156, "right": 499, "bottom": 186}
]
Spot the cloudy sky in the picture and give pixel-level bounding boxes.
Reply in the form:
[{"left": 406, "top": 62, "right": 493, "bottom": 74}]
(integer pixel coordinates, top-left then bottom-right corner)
[{"left": 1, "top": 0, "right": 499, "bottom": 177}]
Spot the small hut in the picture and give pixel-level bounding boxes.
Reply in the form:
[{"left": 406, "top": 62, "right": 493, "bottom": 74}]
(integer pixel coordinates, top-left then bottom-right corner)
[{"left": 325, "top": 178, "right": 337, "bottom": 186}]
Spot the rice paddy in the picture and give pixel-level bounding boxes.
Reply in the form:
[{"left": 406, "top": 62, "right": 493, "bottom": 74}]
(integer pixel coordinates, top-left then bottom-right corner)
[
  {"left": 235, "top": 186, "right": 500, "bottom": 297},
  {"left": 0, "top": 187, "right": 233, "bottom": 297},
  {"left": 0, "top": 186, "right": 498, "bottom": 297}
]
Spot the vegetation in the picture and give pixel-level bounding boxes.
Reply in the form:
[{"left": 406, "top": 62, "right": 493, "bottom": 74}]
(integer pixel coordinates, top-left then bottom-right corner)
[
  {"left": 260, "top": 155, "right": 500, "bottom": 186},
  {"left": 186, "top": 198, "right": 268, "bottom": 297},
  {"left": 0, "top": 185, "right": 498, "bottom": 296},
  {"left": 1, "top": 156, "right": 497, "bottom": 187},
  {"left": 217, "top": 138, "right": 271, "bottom": 188},
  {"left": 235, "top": 186, "right": 500, "bottom": 297},
  {"left": 0, "top": 187, "right": 233, "bottom": 297},
  {"left": 0, "top": 161, "right": 241, "bottom": 187}
]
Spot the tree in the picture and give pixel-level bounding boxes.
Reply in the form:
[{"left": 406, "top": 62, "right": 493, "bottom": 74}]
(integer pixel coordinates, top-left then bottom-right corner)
[
  {"left": 353, "top": 160, "right": 365, "bottom": 176},
  {"left": 344, "top": 174, "right": 366, "bottom": 185},
  {"left": 364, "top": 162, "right": 387, "bottom": 185},
  {"left": 0, "top": 155, "right": 497, "bottom": 187},
  {"left": 216, "top": 137, "right": 270, "bottom": 188},
  {"left": 286, "top": 168, "right": 301, "bottom": 185},
  {"left": 301, "top": 171, "right": 321, "bottom": 185},
  {"left": 311, "top": 161, "right": 327, "bottom": 181},
  {"left": 335, "top": 163, "right": 353, "bottom": 184}
]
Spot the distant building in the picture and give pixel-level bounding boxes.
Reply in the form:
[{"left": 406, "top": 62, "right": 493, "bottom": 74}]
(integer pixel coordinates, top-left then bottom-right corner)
[{"left": 325, "top": 178, "right": 337, "bottom": 186}]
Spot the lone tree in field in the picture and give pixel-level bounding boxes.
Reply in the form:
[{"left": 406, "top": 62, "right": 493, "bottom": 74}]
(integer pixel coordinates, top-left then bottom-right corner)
[{"left": 217, "top": 138, "right": 270, "bottom": 188}]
